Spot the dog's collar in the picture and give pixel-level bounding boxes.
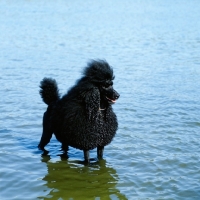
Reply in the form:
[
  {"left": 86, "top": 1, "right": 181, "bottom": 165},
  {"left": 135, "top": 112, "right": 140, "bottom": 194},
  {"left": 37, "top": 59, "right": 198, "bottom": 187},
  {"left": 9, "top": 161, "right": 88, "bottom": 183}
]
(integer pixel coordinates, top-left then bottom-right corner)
[{"left": 99, "top": 108, "right": 106, "bottom": 111}]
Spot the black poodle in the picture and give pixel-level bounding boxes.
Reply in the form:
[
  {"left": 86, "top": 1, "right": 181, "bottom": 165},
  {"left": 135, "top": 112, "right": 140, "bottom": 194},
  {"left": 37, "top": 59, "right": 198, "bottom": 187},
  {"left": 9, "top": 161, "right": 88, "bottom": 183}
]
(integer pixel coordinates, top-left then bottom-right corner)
[{"left": 38, "top": 60, "right": 120, "bottom": 162}]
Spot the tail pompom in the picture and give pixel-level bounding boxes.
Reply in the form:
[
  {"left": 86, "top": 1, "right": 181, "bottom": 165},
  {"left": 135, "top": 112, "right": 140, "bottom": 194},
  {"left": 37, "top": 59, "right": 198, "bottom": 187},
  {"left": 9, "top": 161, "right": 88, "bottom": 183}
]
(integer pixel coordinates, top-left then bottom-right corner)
[{"left": 39, "top": 78, "right": 60, "bottom": 105}]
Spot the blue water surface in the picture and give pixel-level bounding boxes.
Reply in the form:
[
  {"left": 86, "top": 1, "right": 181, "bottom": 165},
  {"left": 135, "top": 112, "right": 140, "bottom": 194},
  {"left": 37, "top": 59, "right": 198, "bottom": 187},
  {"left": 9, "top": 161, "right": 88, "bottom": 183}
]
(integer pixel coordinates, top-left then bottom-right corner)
[{"left": 0, "top": 0, "right": 200, "bottom": 199}]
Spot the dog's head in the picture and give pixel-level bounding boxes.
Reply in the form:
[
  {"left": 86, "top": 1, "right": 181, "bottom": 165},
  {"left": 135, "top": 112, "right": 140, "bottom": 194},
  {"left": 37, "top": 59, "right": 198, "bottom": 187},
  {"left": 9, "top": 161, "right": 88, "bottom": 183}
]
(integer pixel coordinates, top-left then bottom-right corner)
[
  {"left": 84, "top": 60, "right": 120, "bottom": 105},
  {"left": 99, "top": 79, "right": 119, "bottom": 104}
]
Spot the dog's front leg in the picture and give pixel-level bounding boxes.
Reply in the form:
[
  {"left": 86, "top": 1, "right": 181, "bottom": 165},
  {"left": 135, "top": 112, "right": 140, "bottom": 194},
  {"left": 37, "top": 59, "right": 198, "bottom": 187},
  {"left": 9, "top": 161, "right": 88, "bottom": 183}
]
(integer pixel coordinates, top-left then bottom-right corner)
[
  {"left": 97, "top": 146, "right": 104, "bottom": 159},
  {"left": 83, "top": 150, "right": 90, "bottom": 163}
]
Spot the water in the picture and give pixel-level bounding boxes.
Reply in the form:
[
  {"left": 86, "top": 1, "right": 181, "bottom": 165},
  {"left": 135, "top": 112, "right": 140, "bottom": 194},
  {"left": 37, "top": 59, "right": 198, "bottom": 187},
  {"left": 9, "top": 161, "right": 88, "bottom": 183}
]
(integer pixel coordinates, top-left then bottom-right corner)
[{"left": 0, "top": 0, "right": 200, "bottom": 199}]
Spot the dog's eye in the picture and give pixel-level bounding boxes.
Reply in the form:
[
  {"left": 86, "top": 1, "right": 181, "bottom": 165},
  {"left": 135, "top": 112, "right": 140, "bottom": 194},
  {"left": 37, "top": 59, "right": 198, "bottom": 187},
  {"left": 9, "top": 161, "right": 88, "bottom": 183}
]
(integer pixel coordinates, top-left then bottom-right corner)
[
  {"left": 102, "top": 81, "right": 113, "bottom": 89},
  {"left": 102, "top": 84, "right": 110, "bottom": 89}
]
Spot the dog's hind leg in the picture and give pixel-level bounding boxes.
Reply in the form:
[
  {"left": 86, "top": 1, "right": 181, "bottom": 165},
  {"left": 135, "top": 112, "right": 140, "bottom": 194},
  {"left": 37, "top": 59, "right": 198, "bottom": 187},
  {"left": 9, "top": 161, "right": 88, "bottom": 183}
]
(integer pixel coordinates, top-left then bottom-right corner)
[
  {"left": 97, "top": 146, "right": 104, "bottom": 159},
  {"left": 83, "top": 150, "right": 90, "bottom": 163},
  {"left": 38, "top": 111, "right": 53, "bottom": 150}
]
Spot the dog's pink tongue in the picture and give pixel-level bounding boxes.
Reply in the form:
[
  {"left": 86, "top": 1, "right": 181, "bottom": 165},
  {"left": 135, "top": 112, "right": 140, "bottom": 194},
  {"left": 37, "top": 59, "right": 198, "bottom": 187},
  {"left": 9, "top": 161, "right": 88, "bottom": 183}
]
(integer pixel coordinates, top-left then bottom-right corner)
[{"left": 106, "top": 96, "right": 117, "bottom": 103}]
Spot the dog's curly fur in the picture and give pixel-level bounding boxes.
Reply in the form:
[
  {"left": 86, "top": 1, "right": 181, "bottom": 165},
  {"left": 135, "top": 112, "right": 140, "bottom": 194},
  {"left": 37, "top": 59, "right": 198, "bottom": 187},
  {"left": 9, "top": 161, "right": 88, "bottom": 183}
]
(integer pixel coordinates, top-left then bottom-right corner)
[{"left": 38, "top": 60, "right": 120, "bottom": 162}]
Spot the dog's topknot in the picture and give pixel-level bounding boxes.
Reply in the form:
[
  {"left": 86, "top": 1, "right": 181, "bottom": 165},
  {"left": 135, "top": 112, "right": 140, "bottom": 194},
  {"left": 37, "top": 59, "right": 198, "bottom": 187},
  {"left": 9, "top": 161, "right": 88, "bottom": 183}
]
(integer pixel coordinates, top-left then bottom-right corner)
[{"left": 83, "top": 60, "right": 114, "bottom": 83}]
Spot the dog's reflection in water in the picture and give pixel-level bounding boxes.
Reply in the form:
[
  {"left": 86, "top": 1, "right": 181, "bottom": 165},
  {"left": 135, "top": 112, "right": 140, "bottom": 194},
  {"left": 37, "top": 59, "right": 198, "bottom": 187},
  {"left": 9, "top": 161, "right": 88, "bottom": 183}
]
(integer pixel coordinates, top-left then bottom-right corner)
[{"left": 40, "top": 152, "right": 127, "bottom": 200}]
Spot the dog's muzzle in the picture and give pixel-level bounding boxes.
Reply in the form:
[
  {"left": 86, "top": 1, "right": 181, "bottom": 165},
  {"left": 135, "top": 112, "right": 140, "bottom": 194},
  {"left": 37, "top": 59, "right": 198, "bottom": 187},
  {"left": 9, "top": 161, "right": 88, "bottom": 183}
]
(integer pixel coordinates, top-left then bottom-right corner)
[{"left": 106, "top": 90, "right": 120, "bottom": 104}]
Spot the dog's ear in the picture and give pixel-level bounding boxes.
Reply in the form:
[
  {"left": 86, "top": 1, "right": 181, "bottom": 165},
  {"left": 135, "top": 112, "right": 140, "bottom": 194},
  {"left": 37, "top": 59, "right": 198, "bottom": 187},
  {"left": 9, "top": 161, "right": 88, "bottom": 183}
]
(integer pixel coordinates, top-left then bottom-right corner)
[{"left": 83, "top": 88, "right": 100, "bottom": 120}]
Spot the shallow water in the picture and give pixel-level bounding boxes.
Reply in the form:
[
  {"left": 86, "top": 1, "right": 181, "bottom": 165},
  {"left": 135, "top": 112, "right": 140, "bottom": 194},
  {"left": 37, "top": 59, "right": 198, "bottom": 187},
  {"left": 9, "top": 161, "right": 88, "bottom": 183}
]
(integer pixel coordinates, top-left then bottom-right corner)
[{"left": 0, "top": 0, "right": 200, "bottom": 199}]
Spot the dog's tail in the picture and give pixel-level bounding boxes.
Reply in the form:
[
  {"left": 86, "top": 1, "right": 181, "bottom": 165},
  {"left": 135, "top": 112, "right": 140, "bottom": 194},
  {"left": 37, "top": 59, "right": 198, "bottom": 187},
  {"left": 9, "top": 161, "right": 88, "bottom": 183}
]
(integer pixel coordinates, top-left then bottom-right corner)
[{"left": 39, "top": 78, "right": 60, "bottom": 105}]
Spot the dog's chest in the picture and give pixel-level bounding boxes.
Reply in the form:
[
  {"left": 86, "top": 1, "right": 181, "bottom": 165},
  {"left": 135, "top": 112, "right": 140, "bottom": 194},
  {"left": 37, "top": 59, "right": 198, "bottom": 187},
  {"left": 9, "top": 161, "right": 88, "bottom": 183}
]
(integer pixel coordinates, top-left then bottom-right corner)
[
  {"left": 97, "top": 109, "right": 106, "bottom": 120},
  {"left": 96, "top": 109, "right": 114, "bottom": 125}
]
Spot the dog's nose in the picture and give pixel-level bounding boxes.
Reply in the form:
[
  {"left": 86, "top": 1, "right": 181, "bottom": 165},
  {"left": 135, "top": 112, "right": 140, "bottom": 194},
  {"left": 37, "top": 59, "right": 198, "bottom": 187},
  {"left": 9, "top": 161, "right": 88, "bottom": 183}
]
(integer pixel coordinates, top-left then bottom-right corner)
[{"left": 114, "top": 91, "right": 120, "bottom": 100}]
